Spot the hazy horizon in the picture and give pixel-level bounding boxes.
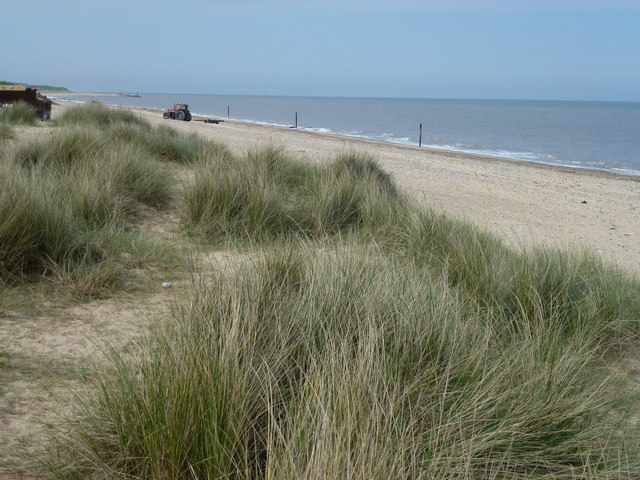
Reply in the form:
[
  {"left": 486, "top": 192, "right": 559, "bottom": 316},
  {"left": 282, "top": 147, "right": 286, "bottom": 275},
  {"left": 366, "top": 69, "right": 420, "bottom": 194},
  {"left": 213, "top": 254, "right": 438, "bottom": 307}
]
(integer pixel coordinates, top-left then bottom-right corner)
[{"left": 76, "top": 92, "right": 640, "bottom": 104}]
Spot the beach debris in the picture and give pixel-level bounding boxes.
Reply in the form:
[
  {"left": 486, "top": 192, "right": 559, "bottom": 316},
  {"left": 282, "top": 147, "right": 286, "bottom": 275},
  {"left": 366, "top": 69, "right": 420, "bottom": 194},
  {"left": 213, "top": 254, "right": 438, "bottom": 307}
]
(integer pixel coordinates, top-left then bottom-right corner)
[
  {"left": 161, "top": 282, "right": 174, "bottom": 288},
  {"left": 581, "top": 200, "right": 588, "bottom": 204}
]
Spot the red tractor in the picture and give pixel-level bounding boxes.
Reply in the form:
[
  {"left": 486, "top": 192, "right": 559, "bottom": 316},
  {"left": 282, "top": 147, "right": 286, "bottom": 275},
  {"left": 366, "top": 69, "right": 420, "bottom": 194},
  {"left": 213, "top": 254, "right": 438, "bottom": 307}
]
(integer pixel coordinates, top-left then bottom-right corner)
[{"left": 163, "top": 103, "right": 192, "bottom": 121}]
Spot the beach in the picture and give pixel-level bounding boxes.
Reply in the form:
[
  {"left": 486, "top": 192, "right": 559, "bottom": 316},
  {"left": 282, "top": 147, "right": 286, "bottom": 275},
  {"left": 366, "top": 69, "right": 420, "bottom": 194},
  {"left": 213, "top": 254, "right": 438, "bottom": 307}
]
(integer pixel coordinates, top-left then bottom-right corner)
[
  {"left": 2, "top": 100, "right": 639, "bottom": 477},
  {"left": 53, "top": 102, "right": 638, "bottom": 275}
]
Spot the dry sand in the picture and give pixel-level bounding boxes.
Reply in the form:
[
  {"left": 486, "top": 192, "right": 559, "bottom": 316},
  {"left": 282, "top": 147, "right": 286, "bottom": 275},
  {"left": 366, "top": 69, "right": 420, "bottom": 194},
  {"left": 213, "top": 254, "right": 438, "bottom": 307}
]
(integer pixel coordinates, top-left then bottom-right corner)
[{"left": 121, "top": 104, "right": 640, "bottom": 275}]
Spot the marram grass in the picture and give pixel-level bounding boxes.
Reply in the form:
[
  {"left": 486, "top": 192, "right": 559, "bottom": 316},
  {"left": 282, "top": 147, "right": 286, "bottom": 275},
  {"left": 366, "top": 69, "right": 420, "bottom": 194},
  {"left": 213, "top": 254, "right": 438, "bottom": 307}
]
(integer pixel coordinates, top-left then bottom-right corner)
[
  {"left": 56, "top": 101, "right": 148, "bottom": 128},
  {"left": 0, "top": 123, "right": 12, "bottom": 142},
  {"left": 182, "top": 148, "right": 407, "bottom": 241},
  {"left": 181, "top": 145, "right": 640, "bottom": 335},
  {"left": 41, "top": 245, "right": 640, "bottom": 479},
  {"left": 0, "top": 104, "right": 203, "bottom": 289},
  {"left": 0, "top": 101, "right": 38, "bottom": 126}
]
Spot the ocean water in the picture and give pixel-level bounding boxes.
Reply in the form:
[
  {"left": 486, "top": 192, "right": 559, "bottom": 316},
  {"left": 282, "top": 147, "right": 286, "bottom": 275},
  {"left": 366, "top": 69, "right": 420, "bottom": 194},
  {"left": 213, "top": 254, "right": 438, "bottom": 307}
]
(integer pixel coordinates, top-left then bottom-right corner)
[{"left": 53, "top": 94, "right": 640, "bottom": 175}]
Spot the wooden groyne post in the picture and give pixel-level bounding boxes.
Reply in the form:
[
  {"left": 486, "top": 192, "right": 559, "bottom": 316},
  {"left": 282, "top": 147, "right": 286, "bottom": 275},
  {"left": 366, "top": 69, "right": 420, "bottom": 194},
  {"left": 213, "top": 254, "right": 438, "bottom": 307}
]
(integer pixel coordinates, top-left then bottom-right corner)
[{"left": 419, "top": 123, "right": 423, "bottom": 147}]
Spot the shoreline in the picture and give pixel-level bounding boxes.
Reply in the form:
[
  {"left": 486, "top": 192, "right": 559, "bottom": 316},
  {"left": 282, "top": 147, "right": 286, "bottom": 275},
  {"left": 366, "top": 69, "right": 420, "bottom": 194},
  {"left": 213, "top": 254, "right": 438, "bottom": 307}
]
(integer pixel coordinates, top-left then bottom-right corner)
[
  {"left": 219, "top": 115, "right": 640, "bottom": 183},
  {"left": 51, "top": 97, "right": 640, "bottom": 180},
  {"left": 50, "top": 101, "right": 640, "bottom": 275}
]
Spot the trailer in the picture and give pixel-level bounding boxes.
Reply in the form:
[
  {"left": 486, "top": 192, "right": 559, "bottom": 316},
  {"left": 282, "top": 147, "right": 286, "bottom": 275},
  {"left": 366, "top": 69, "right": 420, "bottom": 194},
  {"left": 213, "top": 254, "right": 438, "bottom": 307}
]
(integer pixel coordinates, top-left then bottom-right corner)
[{"left": 0, "top": 85, "right": 52, "bottom": 121}]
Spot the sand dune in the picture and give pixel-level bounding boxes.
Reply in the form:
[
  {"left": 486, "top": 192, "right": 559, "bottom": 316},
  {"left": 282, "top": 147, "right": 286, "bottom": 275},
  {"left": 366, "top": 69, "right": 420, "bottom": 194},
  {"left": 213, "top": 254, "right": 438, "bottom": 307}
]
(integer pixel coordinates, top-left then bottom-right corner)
[{"left": 104, "top": 103, "right": 639, "bottom": 275}]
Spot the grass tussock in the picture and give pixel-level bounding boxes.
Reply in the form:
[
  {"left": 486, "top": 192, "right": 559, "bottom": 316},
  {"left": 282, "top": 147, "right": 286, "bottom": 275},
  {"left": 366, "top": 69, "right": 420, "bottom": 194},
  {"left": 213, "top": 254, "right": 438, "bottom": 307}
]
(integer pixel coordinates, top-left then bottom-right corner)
[
  {"left": 11, "top": 125, "right": 107, "bottom": 168},
  {"left": 0, "top": 104, "right": 205, "bottom": 291},
  {"left": 0, "top": 123, "right": 12, "bottom": 142},
  {"left": 43, "top": 245, "right": 640, "bottom": 479},
  {"left": 58, "top": 102, "right": 229, "bottom": 164},
  {"left": 56, "top": 101, "right": 148, "bottom": 128},
  {"left": 0, "top": 149, "right": 172, "bottom": 289},
  {"left": 0, "top": 101, "right": 38, "bottom": 126},
  {"left": 137, "top": 124, "right": 221, "bottom": 164},
  {"left": 183, "top": 148, "right": 406, "bottom": 240}
]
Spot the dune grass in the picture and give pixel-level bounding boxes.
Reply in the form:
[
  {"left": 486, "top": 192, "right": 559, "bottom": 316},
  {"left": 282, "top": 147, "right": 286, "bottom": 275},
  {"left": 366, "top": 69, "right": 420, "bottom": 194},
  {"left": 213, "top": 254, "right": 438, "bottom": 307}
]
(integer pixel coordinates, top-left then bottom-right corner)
[
  {"left": 42, "top": 244, "right": 640, "bottom": 479},
  {"left": 0, "top": 123, "right": 12, "bottom": 142},
  {"left": 56, "top": 101, "right": 149, "bottom": 128},
  {"left": 0, "top": 132, "right": 173, "bottom": 276},
  {"left": 0, "top": 104, "right": 198, "bottom": 292},
  {"left": 4, "top": 103, "right": 638, "bottom": 477},
  {"left": 33, "top": 135, "right": 640, "bottom": 478},
  {"left": 0, "top": 102, "right": 38, "bottom": 126},
  {"left": 183, "top": 148, "right": 406, "bottom": 241},
  {"left": 58, "top": 102, "right": 226, "bottom": 164},
  {"left": 182, "top": 145, "right": 640, "bottom": 332}
]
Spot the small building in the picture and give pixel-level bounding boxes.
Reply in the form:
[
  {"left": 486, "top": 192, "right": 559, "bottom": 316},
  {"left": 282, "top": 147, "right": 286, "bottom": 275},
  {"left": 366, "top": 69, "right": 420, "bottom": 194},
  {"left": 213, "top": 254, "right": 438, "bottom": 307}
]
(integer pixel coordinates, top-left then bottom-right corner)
[{"left": 0, "top": 85, "right": 52, "bottom": 120}]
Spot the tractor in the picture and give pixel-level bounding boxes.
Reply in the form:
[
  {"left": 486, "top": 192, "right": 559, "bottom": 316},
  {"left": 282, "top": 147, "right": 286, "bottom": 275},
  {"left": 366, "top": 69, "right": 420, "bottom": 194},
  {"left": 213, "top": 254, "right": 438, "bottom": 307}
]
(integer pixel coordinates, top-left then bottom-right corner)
[{"left": 163, "top": 103, "right": 192, "bottom": 121}]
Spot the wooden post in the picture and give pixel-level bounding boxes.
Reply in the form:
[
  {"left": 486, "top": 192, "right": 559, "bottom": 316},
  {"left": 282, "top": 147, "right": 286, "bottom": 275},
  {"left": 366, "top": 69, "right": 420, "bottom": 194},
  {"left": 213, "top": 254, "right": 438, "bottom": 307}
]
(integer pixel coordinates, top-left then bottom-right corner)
[
  {"left": 419, "top": 123, "right": 423, "bottom": 147},
  {"left": 227, "top": 106, "right": 230, "bottom": 119},
  {"left": 295, "top": 112, "right": 298, "bottom": 129}
]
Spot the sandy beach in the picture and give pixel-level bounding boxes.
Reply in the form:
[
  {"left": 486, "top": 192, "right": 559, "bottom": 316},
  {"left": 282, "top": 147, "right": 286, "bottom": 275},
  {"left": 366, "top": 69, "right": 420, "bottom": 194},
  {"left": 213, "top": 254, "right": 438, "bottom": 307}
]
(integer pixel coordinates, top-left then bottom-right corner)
[{"left": 62, "top": 102, "right": 638, "bottom": 276}]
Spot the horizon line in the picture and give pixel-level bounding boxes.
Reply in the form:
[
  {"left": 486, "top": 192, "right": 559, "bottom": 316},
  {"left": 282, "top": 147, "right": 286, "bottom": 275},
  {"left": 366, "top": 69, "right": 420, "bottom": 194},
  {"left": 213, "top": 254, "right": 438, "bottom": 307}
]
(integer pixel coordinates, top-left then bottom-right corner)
[{"left": 64, "top": 91, "right": 640, "bottom": 104}]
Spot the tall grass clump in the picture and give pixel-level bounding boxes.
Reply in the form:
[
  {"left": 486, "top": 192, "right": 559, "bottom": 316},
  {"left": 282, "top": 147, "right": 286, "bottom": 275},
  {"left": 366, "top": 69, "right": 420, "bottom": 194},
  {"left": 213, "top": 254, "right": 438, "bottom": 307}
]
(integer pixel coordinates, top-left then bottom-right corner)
[
  {"left": 10, "top": 125, "right": 107, "bottom": 169},
  {"left": 0, "top": 163, "right": 87, "bottom": 277},
  {"left": 182, "top": 144, "right": 640, "bottom": 339},
  {"left": 181, "top": 141, "right": 640, "bottom": 339},
  {"left": 6, "top": 127, "right": 172, "bottom": 224},
  {"left": 42, "top": 245, "right": 639, "bottom": 479},
  {"left": 0, "top": 123, "right": 12, "bottom": 142},
  {"left": 57, "top": 102, "right": 229, "bottom": 164},
  {"left": 183, "top": 148, "right": 408, "bottom": 241},
  {"left": 138, "top": 124, "right": 221, "bottom": 164},
  {"left": 0, "top": 102, "right": 38, "bottom": 126},
  {"left": 56, "top": 101, "right": 148, "bottom": 128},
  {"left": 0, "top": 121, "right": 173, "bottom": 284},
  {"left": 62, "top": 142, "right": 173, "bottom": 222},
  {"left": 394, "top": 208, "right": 640, "bottom": 340}
]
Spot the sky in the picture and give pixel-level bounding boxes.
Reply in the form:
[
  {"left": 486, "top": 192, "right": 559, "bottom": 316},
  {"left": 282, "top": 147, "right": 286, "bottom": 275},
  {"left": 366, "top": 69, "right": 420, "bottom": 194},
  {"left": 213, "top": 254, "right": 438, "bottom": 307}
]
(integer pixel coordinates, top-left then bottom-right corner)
[{"left": 5, "top": 1, "right": 640, "bottom": 101}]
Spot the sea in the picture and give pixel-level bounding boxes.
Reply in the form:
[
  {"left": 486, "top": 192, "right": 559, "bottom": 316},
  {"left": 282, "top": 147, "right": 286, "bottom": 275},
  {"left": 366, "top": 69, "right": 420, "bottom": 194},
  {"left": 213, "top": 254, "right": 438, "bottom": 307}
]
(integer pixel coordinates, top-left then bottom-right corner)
[{"left": 52, "top": 94, "right": 640, "bottom": 176}]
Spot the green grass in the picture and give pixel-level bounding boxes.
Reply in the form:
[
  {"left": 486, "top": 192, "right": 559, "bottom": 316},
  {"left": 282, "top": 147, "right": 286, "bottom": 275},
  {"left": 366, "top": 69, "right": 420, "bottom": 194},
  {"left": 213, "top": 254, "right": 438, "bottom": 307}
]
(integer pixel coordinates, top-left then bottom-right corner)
[
  {"left": 58, "top": 102, "right": 229, "bottom": 164},
  {"left": 183, "top": 148, "right": 407, "bottom": 241},
  {"left": 10, "top": 125, "right": 107, "bottom": 169},
  {"left": 0, "top": 123, "right": 12, "bottom": 142},
  {"left": 0, "top": 106, "right": 185, "bottom": 292},
  {"left": 56, "top": 101, "right": 148, "bottom": 128},
  {"left": 0, "top": 102, "right": 38, "bottom": 126},
  {"left": 41, "top": 244, "right": 640, "bottom": 479},
  {"left": 0, "top": 134, "right": 174, "bottom": 277}
]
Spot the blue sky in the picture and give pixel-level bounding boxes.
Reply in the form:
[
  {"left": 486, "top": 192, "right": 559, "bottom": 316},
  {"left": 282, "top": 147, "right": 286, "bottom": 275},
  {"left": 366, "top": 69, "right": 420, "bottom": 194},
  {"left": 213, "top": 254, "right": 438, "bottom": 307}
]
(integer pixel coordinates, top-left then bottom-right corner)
[{"left": 5, "top": 1, "right": 640, "bottom": 101}]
